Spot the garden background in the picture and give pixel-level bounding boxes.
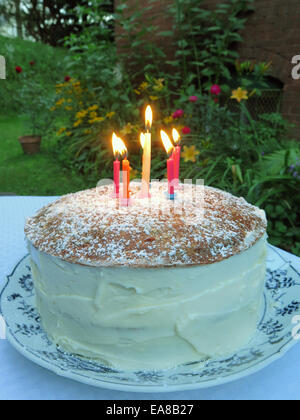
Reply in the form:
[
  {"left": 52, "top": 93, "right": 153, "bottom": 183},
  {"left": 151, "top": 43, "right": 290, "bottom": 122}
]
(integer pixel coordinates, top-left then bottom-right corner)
[{"left": 0, "top": 0, "right": 299, "bottom": 255}]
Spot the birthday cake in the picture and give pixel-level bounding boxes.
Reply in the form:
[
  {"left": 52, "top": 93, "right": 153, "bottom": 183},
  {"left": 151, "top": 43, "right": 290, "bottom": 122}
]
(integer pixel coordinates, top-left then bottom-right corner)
[{"left": 25, "top": 182, "right": 267, "bottom": 370}]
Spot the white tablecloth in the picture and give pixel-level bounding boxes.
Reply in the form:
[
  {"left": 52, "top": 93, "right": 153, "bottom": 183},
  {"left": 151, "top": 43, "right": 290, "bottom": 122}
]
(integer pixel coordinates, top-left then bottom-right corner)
[{"left": 0, "top": 196, "right": 300, "bottom": 400}]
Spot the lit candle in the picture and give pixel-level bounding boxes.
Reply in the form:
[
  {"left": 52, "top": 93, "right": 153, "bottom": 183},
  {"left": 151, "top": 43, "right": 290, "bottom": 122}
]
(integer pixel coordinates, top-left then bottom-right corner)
[
  {"left": 140, "top": 132, "right": 146, "bottom": 192},
  {"left": 161, "top": 130, "right": 175, "bottom": 200},
  {"left": 172, "top": 128, "right": 181, "bottom": 188},
  {"left": 114, "top": 158, "right": 120, "bottom": 197},
  {"left": 140, "top": 132, "right": 146, "bottom": 150},
  {"left": 122, "top": 156, "right": 130, "bottom": 204},
  {"left": 141, "top": 105, "right": 152, "bottom": 198},
  {"left": 112, "top": 133, "right": 122, "bottom": 197},
  {"left": 112, "top": 133, "right": 129, "bottom": 202}
]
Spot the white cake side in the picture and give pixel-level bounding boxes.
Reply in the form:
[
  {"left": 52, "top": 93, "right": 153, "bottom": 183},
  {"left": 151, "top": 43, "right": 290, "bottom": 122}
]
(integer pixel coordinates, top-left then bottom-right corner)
[{"left": 28, "top": 234, "right": 267, "bottom": 370}]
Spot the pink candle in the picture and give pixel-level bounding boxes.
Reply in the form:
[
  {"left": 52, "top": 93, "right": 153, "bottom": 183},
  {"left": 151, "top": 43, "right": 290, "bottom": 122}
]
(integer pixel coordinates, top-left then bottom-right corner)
[
  {"left": 172, "top": 129, "right": 181, "bottom": 188},
  {"left": 161, "top": 130, "right": 175, "bottom": 200},
  {"left": 113, "top": 158, "right": 120, "bottom": 197},
  {"left": 167, "top": 156, "right": 175, "bottom": 199},
  {"left": 174, "top": 146, "right": 181, "bottom": 186},
  {"left": 112, "top": 133, "right": 127, "bottom": 199}
]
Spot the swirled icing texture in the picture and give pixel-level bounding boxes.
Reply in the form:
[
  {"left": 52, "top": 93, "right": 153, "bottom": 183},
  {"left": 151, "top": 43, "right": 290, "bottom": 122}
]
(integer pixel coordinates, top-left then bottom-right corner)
[
  {"left": 26, "top": 184, "right": 267, "bottom": 369},
  {"left": 28, "top": 235, "right": 267, "bottom": 370}
]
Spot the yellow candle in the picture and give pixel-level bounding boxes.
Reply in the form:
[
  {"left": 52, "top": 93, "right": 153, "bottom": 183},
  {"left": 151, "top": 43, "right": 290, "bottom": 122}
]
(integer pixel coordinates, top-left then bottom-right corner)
[{"left": 141, "top": 106, "right": 152, "bottom": 198}]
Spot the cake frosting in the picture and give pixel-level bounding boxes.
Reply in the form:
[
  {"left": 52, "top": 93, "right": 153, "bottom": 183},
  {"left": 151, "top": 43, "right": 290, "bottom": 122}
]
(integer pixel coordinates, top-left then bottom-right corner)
[
  {"left": 25, "top": 182, "right": 268, "bottom": 370},
  {"left": 25, "top": 182, "right": 266, "bottom": 267}
]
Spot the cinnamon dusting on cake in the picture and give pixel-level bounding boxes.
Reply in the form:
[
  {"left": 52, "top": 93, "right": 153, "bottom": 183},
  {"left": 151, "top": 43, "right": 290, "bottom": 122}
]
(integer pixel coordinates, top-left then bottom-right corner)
[{"left": 24, "top": 183, "right": 267, "bottom": 268}]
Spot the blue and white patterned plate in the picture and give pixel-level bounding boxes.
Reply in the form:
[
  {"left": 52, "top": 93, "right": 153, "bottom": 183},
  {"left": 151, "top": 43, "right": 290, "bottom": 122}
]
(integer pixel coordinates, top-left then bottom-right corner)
[{"left": 1, "top": 245, "right": 300, "bottom": 393}]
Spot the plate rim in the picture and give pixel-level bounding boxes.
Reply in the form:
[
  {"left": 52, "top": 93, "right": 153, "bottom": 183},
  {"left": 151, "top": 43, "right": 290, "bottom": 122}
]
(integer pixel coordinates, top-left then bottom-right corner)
[{"left": 1, "top": 248, "right": 300, "bottom": 393}]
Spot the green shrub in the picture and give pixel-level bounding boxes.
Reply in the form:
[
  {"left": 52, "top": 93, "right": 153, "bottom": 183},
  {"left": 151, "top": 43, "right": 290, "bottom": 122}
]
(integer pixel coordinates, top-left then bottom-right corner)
[{"left": 0, "top": 35, "right": 66, "bottom": 113}]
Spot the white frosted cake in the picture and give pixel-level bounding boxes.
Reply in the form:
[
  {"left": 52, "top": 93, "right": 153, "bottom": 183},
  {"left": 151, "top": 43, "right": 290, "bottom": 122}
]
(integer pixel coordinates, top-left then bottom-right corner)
[{"left": 25, "top": 182, "right": 267, "bottom": 370}]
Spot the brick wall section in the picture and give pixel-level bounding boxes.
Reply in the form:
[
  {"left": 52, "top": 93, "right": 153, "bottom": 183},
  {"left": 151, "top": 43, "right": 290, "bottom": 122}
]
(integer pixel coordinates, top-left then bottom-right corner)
[
  {"left": 115, "top": 0, "right": 174, "bottom": 60},
  {"left": 115, "top": 0, "right": 300, "bottom": 138},
  {"left": 234, "top": 0, "right": 300, "bottom": 139}
]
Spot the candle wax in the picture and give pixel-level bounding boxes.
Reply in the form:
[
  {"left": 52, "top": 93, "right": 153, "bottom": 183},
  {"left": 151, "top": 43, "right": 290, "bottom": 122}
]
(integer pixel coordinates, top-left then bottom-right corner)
[
  {"left": 167, "top": 156, "right": 175, "bottom": 199},
  {"left": 122, "top": 158, "right": 130, "bottom": 203},
  {"left": 141, "top": 132, "right": 151, "bottom": 198},
  {"left": 174, "top": 145, "right": 181, "bottom": 188},
  {"left": 113, "top": 159, "right": 120, "bottom": 197}
]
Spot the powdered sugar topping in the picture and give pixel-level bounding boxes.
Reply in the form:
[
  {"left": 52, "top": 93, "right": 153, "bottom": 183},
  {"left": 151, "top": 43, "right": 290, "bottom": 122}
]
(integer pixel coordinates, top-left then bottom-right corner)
[{"left": 25, "top": 182, "right": 267, "bottom": 267}]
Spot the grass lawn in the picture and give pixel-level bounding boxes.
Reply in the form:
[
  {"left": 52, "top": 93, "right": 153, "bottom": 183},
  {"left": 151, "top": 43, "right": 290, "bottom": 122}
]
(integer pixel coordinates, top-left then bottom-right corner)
[{"left": 0, "top": 114, "right": 89, "bottom": 196}]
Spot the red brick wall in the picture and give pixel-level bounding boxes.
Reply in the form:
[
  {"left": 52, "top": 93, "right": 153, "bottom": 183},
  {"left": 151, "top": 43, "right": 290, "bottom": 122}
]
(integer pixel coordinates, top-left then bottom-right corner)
[
  {"left": 234, "top": 0, "right": 300, "bottom": 139},
  {"left": 115, "top": 0, "right": 300, "bottom": 138},
  {"left": 115, "top": 0, "right": 174, "bottom": 60}
]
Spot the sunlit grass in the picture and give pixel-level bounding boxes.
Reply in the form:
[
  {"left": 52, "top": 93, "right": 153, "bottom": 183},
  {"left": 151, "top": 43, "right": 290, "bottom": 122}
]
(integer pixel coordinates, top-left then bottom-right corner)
[{"left": 0, "top": 114, "right": 88, "bottom": 196}]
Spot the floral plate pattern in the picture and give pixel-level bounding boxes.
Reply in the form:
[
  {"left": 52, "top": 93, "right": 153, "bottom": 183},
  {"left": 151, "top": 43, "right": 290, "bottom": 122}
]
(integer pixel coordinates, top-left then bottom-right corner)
[{"left": 1, "top": 245, "right": 300, "bottom": 393}]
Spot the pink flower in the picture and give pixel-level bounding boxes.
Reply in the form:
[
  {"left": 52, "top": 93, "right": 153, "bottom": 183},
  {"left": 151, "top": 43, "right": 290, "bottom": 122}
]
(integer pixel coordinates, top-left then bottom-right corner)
[
  {"left": 172, "top": 109, "right": 184, "bottom": 119},
  {"left": 189, "top": 96, "right": 198, "bottom": 103},
  {"left": 210, "top": 84, "right": 221, "bottom": 96},
  {"left": 15, "top": 66, "right": 22, "bottom": 74},
  {"left": 182, "top": 126, "right": 191, "bottom": 135}
]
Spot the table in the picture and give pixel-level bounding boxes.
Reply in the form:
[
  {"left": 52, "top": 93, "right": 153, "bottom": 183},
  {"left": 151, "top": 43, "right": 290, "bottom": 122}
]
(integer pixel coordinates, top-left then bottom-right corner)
[{"left": 0, "top": 196, "right": 299, "bottom": 400}]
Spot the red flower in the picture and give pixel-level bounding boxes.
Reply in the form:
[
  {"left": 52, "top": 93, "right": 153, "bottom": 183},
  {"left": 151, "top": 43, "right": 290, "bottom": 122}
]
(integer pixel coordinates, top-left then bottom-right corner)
[
  {"left": 210, "top": 84, "right": 221, "bottom": 96},
  {"left": 64, "top": 75, "right": 71, "bottom": 82},
  {"left": 15, "top": 66, "right": 22, "bottom": 74},
  {"left": 172, "top": 109, "right": 184, "bottom": 119},
  {"left": 182, "top": 126, "right": 191, "bottom": 135},
  {"left": 29, "top": 61, "right": 35, "bottom": 66},
  {"left": 189, "top": 96, "right": 198, "bottom": 103}
]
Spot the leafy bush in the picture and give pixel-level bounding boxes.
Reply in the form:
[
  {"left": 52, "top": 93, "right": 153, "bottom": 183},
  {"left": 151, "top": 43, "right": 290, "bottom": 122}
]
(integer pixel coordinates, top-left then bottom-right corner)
[
  {"left": 51, "top": 0, "right": 257, "bottom": 174},
  {"left": 0, "top": 35, "right": 66, "bottom": 113},
  {"left": 165, "top": 0, "right": 254, "bottom": 91}
]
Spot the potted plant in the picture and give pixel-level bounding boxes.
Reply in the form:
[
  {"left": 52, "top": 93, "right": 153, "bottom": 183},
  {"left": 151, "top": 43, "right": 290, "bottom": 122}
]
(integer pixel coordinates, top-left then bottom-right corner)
[
  {"left": 18, "top": 66, "right": 54, "bottom": 154},
  {"left": 19, "top": 135, "right": 42, "bottom": 155}
]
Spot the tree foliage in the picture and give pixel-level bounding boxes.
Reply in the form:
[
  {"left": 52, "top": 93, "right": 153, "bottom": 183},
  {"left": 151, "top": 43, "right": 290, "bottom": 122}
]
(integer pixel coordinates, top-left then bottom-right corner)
[{"left": 0, "top": 0, "right": 114, "bottom": 46}]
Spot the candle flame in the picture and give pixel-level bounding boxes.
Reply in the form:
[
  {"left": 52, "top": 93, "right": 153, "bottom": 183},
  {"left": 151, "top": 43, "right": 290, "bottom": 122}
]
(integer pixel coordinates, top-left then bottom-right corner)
[
  {"left": 145, "top": 105, "right": 153, "bottom": 130},
  {"left": 172, "top": 128, "right": 181, "bottom": 145},
  {"left": 140, "top": 133, "right": 146, "bottom": 149},
  {"left": 161, "top": 130, "right": 174, "bottom": 156},
  {"left": 112, "top": 133, "right": 127, "bottom": 159}
]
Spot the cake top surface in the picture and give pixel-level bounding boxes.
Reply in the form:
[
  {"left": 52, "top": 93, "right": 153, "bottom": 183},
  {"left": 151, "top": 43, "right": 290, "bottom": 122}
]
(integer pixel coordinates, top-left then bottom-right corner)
[{"left": 25, "top": 182, "right": 267, "bottom": 268}]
